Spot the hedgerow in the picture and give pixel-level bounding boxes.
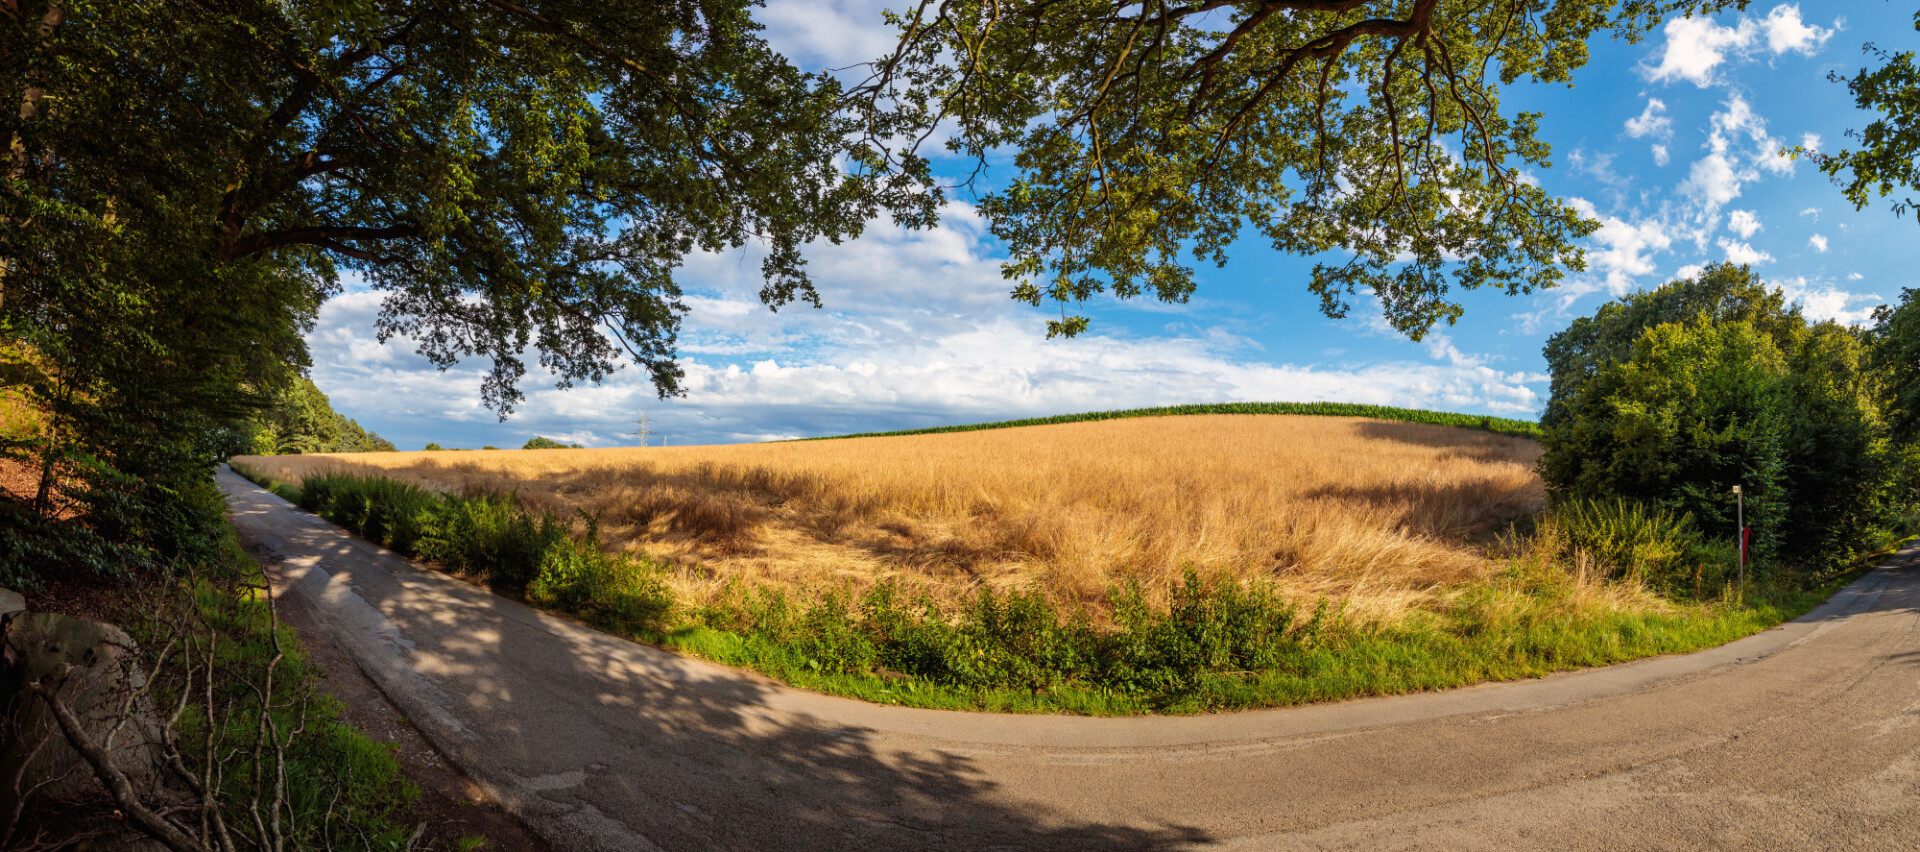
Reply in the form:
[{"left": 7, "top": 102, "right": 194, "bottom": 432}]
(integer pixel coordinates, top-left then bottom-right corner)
[{"left": 791, "top": 402, "right": 1542, "bottom": 442}]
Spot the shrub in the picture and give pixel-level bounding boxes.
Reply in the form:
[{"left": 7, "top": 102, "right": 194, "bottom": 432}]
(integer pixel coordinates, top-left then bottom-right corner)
[
  {"left": 527, "top": 533, "right": 673, "bottom": 628},
  {"left": 1553, "top": 497, "right": 1733, "bottom": 595}
]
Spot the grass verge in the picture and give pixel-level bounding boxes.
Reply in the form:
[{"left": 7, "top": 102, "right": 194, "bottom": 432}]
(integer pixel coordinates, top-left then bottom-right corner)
[
  {"left": 791, "top": 401, "right": 1543, "bottom": 441},
  {"left": 228, "top": 463, "right": 1890, "bottom": 716}
]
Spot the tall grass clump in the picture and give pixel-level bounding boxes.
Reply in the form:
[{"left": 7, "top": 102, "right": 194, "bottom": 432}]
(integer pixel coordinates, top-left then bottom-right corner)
[{"left": 1548, "top": 497, "right": 1736, "bottom": 597}]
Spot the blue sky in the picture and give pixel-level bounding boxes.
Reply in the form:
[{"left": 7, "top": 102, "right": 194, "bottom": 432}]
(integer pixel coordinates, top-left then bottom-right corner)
[{"left": 308, "top": 2, "right": 1913, "bottom": 450}]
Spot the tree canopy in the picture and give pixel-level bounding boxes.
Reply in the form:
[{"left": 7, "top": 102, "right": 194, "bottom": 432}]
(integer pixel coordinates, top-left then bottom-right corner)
[
  {"left": 4, "top": 0, "right": 1749, "bottom": 415},
  {"left": 1814, "top": 11, "right": 1920, "bottom": 222},
  {"left": 228, "top": 377, "right": 398, "bottom": 456},
  {"left": 1540, "top": 265, "right": 1894, "bottom": 568},
  {"left": 856, "top": 0, "right": 1725, "bottom": 338}
]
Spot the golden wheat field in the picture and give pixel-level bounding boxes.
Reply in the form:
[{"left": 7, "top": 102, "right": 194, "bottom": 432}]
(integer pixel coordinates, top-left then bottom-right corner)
[
  {"left": 238, "top": 415, "right": 1547, "bottom": 621},
  {"left": 236, "top": 416, "right": 1543, "bottom": 621}
]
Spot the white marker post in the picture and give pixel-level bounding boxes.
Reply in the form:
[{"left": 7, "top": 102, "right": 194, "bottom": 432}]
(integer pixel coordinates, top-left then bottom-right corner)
[{"left": 1732, "top": 484, "right": 1745, "bottom": 598}]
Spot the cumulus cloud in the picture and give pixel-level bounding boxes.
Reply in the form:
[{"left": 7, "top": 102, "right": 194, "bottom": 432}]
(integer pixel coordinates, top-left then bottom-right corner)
[
  {"left": 1809, "top": 233, "right": 1828, "bottom": 252},
  {"left": 1625, "top": 98, "right": 1674, "bottom": 139},
  {"left": 1651, "top": 144, "right": 1671, "bottom": 166},
  {"left": 1728, "top": 210, "right": 1762, "bottom": 238},
  {"left": 1720, "top": 238, "right": 1773, "bottom": 265},
  {"left": 1565, "top": 198, "right": 1676, "bottom": 299},
  {"left": 1761, "top": 4, "right": 1836, "bottom": 55},
  {"left": 1775, "top": 276, "right": 1880, "bottom": 325},
  {"left": 1641, "top": 4, "right": 1837, "bottom": 88},
  {"left": 1680, "top": 95, "right": 1793, "bottom": 218},
  {"left": 757, "top": 0, "right": 898, "bottom": 72}
]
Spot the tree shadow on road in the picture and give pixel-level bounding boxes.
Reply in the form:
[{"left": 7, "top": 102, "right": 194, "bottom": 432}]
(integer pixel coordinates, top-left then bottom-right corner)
[{"left": 248, "top": 505, "right": 1214, "bottom": 851}]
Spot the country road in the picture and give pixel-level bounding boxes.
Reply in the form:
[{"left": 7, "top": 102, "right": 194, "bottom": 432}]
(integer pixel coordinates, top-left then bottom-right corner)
[{"left": 219, "top": 466, "right": 1920, "bottom": 851}]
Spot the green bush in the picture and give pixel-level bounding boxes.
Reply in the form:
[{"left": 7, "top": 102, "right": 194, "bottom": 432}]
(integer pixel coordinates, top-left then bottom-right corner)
[
  {"left": 527, "top": 536, "right": 674, "bottom": 627},
  {"left": 704, "top": 569, "right": 1321, "bottom": 702},
  {"left": 522, "top": 436, "right": 584, "bottom": 449},
  {"left": 285, "top": 471, "right": 569, "bottom": 590},
  {"left": 1553, "top": 497, "right": 1733, "bottom": 595}
]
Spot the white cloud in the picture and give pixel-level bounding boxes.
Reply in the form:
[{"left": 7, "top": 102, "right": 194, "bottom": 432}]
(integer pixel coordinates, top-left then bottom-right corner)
[
  {"left": 1800, "top": 207, "right": 1821, "bottom": 220},
  {"left": 1642, "top": 15, "right": 1758, "bottom": 87},
  {"left": 1719, "top": 238, "right": 1773, "bottom": 265},
  {"left": 1809, "top": 233, "right": 1828, "bottom": 252},
  {"left": 1761, "top": 4, "right": 1835, "bottom": 55},
  {"left": 1625, "top": 98, "right": 1673, "bottom": 139},
  {"left": 1569, "top": 148, "right": 1627, "bottom": 188},
  {"left": 1728, "top": 209, "right": 1762, "bottom": 238},
  {"left": 1680, "top": 95, "right": 1793, "bottom": 218},
  {"left": 1775, "top": 276, "right": 1880, "bottom": 325},
  {"left": 1566, "top": 198, "right": 1676, "bottom": 298},
  {"left": 1800, "top": 132, "right": 1822, "bottom": 153},
  {"left": 1641, "top": 4, "right": 1837, "bottom": 88},
  {"left": 1848, "top": 272, "right": 1864, "bottom": 281},
  {"left": 1676, "top": 263, "right": 1708, "bottom": 282},
  {"left": 757, "top": 0, "right": 899, "bottom": 71},
  {"left": 1651, "top": 144, "right": 1671, "bottom": 166}
]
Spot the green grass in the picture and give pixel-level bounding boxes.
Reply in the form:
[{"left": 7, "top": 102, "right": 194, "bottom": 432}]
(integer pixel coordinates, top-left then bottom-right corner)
[
  {"left": 790, "top": 401, "right": 1544, "bottom": 441},
  {"left": 227, "top": 460, "right": 1887, "bottom": 716}
]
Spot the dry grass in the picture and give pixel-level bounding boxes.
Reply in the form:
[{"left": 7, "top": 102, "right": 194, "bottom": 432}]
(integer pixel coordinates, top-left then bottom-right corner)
[{"left": 237, "top": 415, "right": 1549, "bottom": 622}]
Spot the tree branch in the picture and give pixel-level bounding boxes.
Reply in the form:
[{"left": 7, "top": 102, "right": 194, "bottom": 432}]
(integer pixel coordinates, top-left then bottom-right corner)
[
  {"left": 23, "top": 681, "right": 213, "bottom": 852},
  {"left": 223, "top": 224, "right": 418, "bottom": 261}
]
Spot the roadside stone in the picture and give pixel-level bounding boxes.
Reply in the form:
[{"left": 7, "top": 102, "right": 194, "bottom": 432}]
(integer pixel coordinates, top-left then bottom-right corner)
[
  {"left": 0, "top": 587, "right": 23, "bottom": 622},
  {"left": 0, "top": 611, "right": 175, "bottom": 847}
]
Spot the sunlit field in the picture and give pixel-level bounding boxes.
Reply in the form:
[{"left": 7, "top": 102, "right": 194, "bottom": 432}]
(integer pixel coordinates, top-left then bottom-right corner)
[{"left": 239, "top": 415, "right": 1550, "bottom": 622}]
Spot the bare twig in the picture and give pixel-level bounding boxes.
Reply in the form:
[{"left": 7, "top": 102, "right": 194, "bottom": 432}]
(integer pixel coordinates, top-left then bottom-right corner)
[{"left": 21, "top": 681, "right": 212, "bottom": 852}]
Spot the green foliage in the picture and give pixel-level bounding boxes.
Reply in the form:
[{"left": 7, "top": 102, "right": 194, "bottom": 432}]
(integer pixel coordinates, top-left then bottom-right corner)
[
  {"left": 228, "top": 377, "right": 396, "bottom": 456},
  {"left": 1869, "top": 288, "right": 1920, "bottom": 447},
  {"left": 1542, "top": 264, "right": 1901, "bottom": 571},
  {"left": 522, "top": 436, "right": 585, "bottom": 450},
  {"left": 1815, "top": 19, "right": 1920, "bottom": 222},
  {"left": 423, "top": 442, "right": 446, "bottom": 451},
  {"left": 1541, "top": 262, "right": 1803, "bottom": 431},
  {"left": 862, "top": 1, "right": 1740, "bottom": 338},
  {"left": 696, "top": 571, "right": 1321, "bottom": 705},
  {"left": 800, "top": 401, "right": 1541, "bottom": 442}
]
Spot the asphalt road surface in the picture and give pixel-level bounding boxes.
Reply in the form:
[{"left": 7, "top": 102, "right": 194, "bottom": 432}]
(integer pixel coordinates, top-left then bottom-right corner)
[{"left": 219, "top": 467, "right": 1920, "bottom": 851}]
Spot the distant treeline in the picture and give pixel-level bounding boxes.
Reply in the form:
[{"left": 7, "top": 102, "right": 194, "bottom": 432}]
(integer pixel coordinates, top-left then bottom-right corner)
[
  {"left": 225, "top": 378, "right": 395, "bottom": 456},
  {"left": 423, "top": 437, "right": 584, "bottom": 451},
  {"left": 796, "top": 402, "right": 1543, "bottom": 442}
]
